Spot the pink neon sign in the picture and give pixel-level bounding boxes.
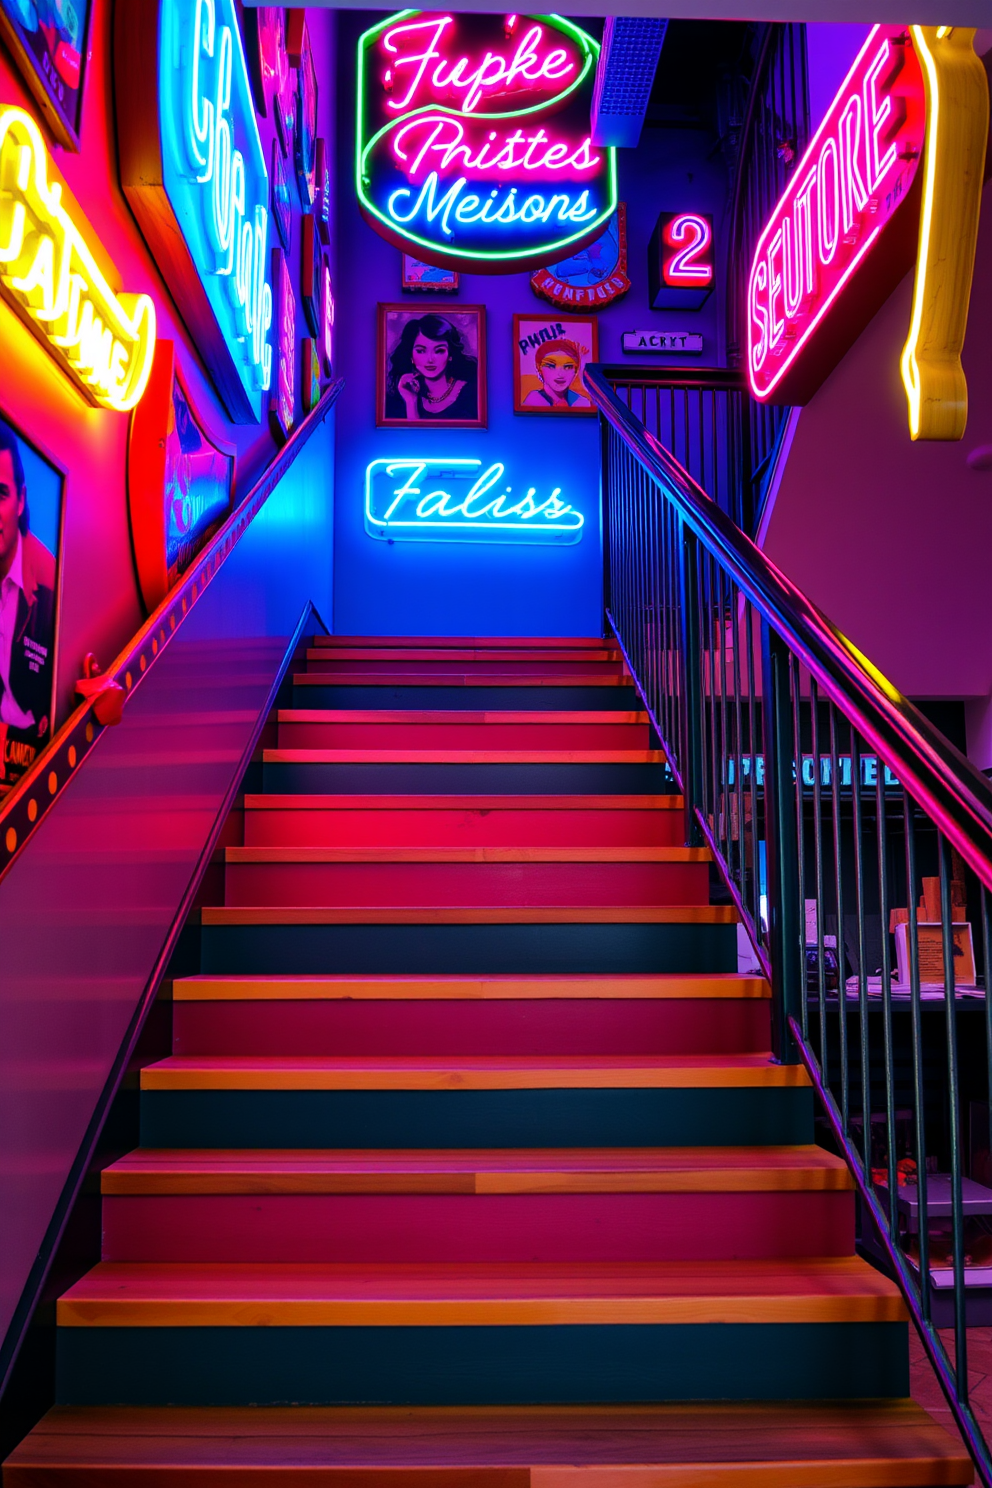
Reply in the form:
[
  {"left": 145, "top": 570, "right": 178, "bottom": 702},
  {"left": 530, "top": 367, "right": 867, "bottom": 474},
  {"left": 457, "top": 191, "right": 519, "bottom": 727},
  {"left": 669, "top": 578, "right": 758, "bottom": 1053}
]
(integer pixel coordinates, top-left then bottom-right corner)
[
  {"left": 380, "top": 15, "right": 576, "bottom": 114},
  {"left": 663, "top": 214, "right": 714, "bottom": 287},
  {"left": 747, "top": 25, "right": 925, "bottom": 405}
]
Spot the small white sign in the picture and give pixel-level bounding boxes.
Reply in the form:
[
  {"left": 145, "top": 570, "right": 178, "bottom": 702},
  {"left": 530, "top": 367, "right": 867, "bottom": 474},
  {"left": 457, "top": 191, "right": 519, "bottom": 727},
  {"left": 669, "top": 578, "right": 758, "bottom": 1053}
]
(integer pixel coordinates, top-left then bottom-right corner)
[{"left": 622, "top": 330, "right": 703, "bottom": 355}]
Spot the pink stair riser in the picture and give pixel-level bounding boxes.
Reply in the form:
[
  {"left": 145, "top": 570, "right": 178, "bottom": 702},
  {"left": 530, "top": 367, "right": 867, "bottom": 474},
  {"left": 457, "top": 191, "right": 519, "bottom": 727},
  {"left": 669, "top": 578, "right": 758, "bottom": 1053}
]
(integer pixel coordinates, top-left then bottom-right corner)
[
  {"left": 172, "top": 998, "right": 771, "bottom": 1058},
  {"left": 305, "top": 657, "right": 626, "bottom": 676},
  {"left": 243, "top": 804, "right": 685, "bottom": 850},
  {"left": 100, "top": 1190, "right": 855, "bottom": 1265},
  {"left": 223, "top": 860, "right": 711, "bottom": 909},
  {"left": 276, "top": 721, "right": 650, "bottom": 750}
]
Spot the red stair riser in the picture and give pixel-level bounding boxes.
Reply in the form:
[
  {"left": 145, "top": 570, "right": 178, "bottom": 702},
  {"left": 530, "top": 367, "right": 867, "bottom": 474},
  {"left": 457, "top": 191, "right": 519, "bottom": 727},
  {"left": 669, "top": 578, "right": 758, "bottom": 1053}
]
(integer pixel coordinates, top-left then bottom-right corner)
[
  {"left": 305, "top": 658, "right": 626, "bottom": 676},
  {"left": 172, "top": 998, "right": 771, "bottom": 1058},
  {"left": 100, "top": 1191, "right": 855, "bottom": 1265},
  {"left": 277, "top": 721, "right": 650, "bottom": 750},
  {"left": 244, "top": 806, "right": 684, "bottom": 850},
  {"left": 223, "top": 860, "right": 710, "bottom": 909}
]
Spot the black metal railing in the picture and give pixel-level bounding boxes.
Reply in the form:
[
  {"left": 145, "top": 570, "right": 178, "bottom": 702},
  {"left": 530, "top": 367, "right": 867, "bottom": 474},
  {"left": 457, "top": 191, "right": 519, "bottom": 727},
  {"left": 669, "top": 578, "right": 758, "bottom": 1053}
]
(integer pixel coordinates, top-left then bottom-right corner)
[{"left": 590, "top": 363, "right": 992, "bottom": 1487}]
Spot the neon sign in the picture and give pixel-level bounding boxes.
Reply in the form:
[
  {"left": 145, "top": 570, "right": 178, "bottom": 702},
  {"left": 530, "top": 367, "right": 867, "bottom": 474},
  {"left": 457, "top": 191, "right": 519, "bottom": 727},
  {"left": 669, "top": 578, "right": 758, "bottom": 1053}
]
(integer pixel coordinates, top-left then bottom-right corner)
[
  {"left": 747, "top": 25, "right": 925, "bottom": 406},
  {"left": 116, "top": 0, "right": 272, "bottom": 424},
  {"left": 365, "top": 458, "right": 584, "bottom": 544},
  {"left": 357, "top": 11, "right": 617, "bottom": 271},
  {"left": 0, "top": 107, "right": 156, "bottom": 412},
  {"left": 649, "top": 212, "right": 714, "bottom": 309}
]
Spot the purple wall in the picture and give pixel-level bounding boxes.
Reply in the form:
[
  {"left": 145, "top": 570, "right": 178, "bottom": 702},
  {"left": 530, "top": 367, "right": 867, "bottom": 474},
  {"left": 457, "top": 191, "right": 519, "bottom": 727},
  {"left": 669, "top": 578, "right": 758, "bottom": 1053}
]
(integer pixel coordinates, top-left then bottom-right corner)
[{"left": 331, "top": 13, "right": 729, "bottom": 637}]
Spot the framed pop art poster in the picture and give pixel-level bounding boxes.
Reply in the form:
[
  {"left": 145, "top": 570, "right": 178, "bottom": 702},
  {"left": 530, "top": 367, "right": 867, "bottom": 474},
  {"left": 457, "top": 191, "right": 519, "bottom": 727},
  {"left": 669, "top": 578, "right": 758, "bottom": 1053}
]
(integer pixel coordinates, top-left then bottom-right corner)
[
  {"left": 401, "top": 255, "right": 459, "bottom": 294},
  {"left": 0, "top": 0, "right": 94, "bottom": 148},
  {"left": 288, "top": 10, "right": 317, "bottom": 209},
  {"left": 0, "top": 411, "right": 63, "bottom": 794},
  {"left": 128, "top": 341, "right": 235, "bottom": 613},
  {"left": 377, "top": 305, "right": 486, "bottom": 429},
  {"left": 513, "top": 314, "right": 598, "bottom": 416}
]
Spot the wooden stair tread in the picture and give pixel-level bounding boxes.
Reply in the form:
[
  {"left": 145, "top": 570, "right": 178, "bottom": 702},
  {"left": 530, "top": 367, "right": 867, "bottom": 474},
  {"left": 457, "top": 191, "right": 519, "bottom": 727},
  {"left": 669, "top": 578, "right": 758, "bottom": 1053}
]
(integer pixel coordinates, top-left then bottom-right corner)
[
  {"left": 139, "top": 1055, "right": 802, "bottom": 1091},
  {"left": 6, "top": 1402, "right": 971, "bottom": 1484},
  {"left": 200, "top": 905, "right": 736, "bottom": 925},
  {"left": 224, "top": 846, "right": 710, "bottom": 864},
  {"left": 244, "top": 795, "right": 684, "bottom": 811},
  {"left": 313, "top": 636, "right": 612, "bottom": 648},
  {"left": 304, "top": 649, "right": 618, "bottom": 663},
  {"left": 102, "top": 1145, "right": 853, "bottom": 1195},
  {"left": 278, "top": 710, "right": 648, "bottom": 724},
  {"left": 297, "top": 675, "right": 636, "bottom": 684},
  {"left": 262, "top": 749, "right": 666, "bottom": 763},
  {"left": 172, "top": 974, "right": 769, "bottom": 1001},
  {"left": 55, "top": 1257, "right": 907, "bottom": 1327}
]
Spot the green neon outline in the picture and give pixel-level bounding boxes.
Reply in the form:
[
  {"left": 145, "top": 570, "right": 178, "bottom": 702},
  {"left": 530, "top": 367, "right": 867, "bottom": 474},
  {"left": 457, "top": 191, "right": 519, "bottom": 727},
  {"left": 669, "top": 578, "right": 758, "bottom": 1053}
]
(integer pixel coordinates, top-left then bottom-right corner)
[{"left": 355, "top": 10, "right": 616, "bottom": 265}]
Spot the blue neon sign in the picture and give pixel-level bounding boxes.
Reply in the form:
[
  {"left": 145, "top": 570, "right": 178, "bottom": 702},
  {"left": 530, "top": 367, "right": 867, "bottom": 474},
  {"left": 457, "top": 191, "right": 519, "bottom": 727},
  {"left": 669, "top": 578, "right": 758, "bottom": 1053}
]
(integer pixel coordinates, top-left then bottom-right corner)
[
  {"left": 158, "top": 0, "right": 272, "bottom": 421},
  {"left": 365, "top": 458, "right": 585, "bottom": 545}
]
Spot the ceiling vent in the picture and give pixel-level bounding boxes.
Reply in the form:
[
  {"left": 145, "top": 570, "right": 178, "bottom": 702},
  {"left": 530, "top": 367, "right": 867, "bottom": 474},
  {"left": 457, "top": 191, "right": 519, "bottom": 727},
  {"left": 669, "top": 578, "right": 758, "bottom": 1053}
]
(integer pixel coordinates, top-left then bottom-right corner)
[{"left": 591, "top": 17, "right": 669, "bottom": 149}]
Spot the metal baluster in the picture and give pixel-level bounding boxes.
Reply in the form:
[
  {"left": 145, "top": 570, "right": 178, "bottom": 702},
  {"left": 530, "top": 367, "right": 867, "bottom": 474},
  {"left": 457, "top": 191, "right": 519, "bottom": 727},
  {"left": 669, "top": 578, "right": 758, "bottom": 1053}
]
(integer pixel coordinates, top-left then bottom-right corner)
[
  {"left": 810, "top": 678, "right": 829, "bottom": 1084},
  {"left": 830, "top": 705, "right": 850, "bottom": 1133},
  {"left": 761, "top": 624, "right": 801, "bottom": 1064},
  {"left": 904, "top": 794, "right": 930, "bottom": 1321},
  {"left": 851, "top": 734, "right": 872, "bottom": 1182},
  {"left": 745, "top": 599, "right": 761, "bottom": 944},
  {"left": 791, "top": 657, "right": 809, "bottom": 1042},
  {"left": 677, "top": 520, "right": 703, "bottom": 847},
  {"left": 939, "top": 835, "right": 968, "bottom": 1402},
  {"left": 877, "top": 753, "right": 899, "bottom": 1236}
]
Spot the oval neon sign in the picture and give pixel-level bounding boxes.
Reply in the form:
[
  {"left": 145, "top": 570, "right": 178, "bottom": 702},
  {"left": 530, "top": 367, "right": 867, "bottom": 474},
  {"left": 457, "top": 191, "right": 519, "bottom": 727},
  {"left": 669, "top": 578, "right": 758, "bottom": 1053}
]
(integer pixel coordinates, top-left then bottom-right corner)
[{"left": 356, "top": 11, "right": 617, "bottom": 272}]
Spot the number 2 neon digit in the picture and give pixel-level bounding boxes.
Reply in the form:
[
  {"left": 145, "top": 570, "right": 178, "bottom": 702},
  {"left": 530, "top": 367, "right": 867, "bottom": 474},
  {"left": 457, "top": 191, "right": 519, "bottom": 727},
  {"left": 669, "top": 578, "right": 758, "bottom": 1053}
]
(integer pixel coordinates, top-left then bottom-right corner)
[{"left": 664, "top": 214, "right": 713, "bottom": 285}]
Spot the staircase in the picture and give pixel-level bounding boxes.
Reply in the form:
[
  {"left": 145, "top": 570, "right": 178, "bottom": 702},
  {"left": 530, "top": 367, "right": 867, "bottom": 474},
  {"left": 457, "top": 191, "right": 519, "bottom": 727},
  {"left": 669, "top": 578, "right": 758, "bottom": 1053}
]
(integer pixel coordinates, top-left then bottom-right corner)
[{"left": 4, "top": 635, "right": 971, "bottom": 1484}]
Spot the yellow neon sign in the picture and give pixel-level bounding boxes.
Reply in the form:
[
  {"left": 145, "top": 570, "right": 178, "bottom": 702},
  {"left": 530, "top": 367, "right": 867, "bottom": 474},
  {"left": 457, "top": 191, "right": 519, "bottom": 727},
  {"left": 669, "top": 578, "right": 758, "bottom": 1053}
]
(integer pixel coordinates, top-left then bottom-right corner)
[
  {"left": 900, "top": 27, "right": 988, "bottom": 441},
  {"left": 0, "top": 107, "right": 156, "bottom": 412}
]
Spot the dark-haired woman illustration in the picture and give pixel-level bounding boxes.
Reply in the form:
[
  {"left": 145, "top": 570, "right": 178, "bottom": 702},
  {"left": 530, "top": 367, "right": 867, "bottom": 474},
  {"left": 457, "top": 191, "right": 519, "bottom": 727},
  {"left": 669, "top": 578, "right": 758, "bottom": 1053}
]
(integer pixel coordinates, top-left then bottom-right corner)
[{"left": 385, "top": 314, "right": 478, "bottom": 421}]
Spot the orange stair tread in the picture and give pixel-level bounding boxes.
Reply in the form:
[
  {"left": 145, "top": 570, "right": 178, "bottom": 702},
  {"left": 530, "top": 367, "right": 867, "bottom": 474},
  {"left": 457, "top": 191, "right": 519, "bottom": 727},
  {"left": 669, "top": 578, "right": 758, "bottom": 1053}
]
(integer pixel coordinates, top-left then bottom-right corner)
[
  {"left": 262, "top": 749, "right": 665, "bottom": 763},
  {"left": 171, "top": 973, "right": 769, "bottom": 1001},
  {"left": 101, "top": 1144, "right": 854, "bottom": 1195},
  {"left": 223, "top": 845, "right": 710, "bottom": 864},
  {"left": 200, "top": 906, "right": 735, "bottom": 925},
  {"left": 243, "top": 794, "right": 683, "bottom": 810},
  {"left": 138, "top": 1054, "right": 805, "bottom": 1091},
  {"left": 55, "top": 1257, "right": 908, "bottom": 1328},
  {"left": 296, "top": 672, "right": 632, "bottom": 686},
  {"left": 277, "top": 709, "right": 648, "bottom": 724},
  {"left": 304, "top": 650, "right": 620, "bottom": 664},
  {"left": 5, "top": 1402, "right": 972, "bottom": 1485},
  {"left": 312, "top": 635, "right": 611, "bottom": 647}
]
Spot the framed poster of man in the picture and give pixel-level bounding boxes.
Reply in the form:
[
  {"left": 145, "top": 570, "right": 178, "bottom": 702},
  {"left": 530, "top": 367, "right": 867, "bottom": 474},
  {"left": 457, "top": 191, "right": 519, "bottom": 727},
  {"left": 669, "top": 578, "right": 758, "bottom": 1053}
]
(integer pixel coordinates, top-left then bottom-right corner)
[
  {"left": 513, "top": 314, "right": 598, "bottom": 415},
  {"left": 377, "top": 305, "right": 486, "bottom": 428},
  {"left": 0, "top": 0, "right": 94, "bottom": 148},
  {"left": 0, "top": 414, "right": 63, "bottom": 795}
]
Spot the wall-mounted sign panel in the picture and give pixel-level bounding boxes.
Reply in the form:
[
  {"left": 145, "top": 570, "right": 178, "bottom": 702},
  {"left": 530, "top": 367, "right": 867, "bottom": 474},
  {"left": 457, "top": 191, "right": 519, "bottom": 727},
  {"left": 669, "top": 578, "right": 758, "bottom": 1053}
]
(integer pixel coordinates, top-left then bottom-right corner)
[
  {"left": 128, "top": 340, "right": 235, "bottom": 611},
  {"left": 747, "top": 24, "right": 925, "bottom": 406},
  {"left": 649, "top": 212, "right": 714, "bottom": 309},
  {"left": 622, "top": 330, "right": 703, "bottom": 355},
  {"left": 531, "top": 204, "right": 629, "bottom": 308},
  {"left": 365, "top": 457, "right": 584, "bottom": 544},
  {"left": 0, "top": 0, "right": 94, "bottom": 148},
  {"left": 116, "top": 0, "right": 273, "bottom": 424},
  {"left": 0, "top": 107, "right": 156, "bottom": 411},
  {"left": 356, "top": 11, "right": 617, "bottom": 273}
]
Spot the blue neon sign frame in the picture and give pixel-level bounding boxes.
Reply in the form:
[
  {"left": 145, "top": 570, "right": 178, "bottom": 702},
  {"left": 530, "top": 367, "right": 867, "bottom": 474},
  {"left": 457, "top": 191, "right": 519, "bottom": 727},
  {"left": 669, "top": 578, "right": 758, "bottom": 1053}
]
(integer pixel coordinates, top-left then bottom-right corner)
[
  {"left": 365, "top": 457, "right": 585, "bottom": 545},
  {"left": 158, "top": 0, "right": 272, "bottom": 422}
]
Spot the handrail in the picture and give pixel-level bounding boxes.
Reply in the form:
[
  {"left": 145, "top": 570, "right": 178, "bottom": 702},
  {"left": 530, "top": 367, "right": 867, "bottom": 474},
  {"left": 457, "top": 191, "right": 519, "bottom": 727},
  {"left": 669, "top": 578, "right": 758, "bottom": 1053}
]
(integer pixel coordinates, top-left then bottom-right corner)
[
  {"left": 588, "top": 365, "right": 992, "bottom": 896},
  {"left": 601, "top": 366, "right": 747, "bottom": 391},
  {"left": 592, "top": 358, "right": 992, "bottom": 1488},
  {"left": 0, "top": 378, "right": 344, "bottom": 882}
]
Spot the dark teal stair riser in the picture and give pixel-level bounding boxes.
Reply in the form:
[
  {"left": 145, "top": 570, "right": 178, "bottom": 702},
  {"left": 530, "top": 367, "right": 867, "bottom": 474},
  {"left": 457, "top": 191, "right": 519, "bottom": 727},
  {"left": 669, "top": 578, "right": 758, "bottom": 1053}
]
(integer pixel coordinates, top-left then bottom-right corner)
[
  {"left": 139, "top": 1087, "right": 815, "bottom": 1149},
  {"left": 200, "top": 923, "right": 737, "bottom": 976},
  {"left": 263, "top": 763, "right": 676, "bottom": 794},
  {"left": 293, "top": 686, "right": 641, "bottom": 710},
  {"left": 56, "top": 1322, "right": 909, "bottom": 1406}
]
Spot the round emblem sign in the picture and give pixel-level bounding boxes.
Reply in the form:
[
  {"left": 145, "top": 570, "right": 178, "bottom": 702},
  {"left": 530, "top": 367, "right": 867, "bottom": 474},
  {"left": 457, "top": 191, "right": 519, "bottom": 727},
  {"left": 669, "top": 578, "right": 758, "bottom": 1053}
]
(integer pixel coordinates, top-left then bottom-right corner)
[{"left": 356, "top": 11, "right": 617, "bottom": 273}]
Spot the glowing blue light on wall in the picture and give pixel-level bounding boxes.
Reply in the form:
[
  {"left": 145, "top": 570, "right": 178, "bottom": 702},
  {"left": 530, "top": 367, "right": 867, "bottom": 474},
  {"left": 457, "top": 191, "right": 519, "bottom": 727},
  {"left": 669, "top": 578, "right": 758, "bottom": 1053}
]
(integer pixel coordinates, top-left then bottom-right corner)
[
  {"left": 365, "top": 458, "right": 585, "bottom": 544},
  {"left": 159, "top": 0, "right": 272, "bottom": 420}
]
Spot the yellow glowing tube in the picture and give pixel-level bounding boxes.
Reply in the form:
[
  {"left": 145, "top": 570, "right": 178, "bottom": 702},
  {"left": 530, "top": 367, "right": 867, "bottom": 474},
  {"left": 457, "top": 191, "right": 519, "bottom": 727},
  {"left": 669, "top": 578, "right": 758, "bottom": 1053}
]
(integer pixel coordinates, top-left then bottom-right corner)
[
  {"left": 900, "top": 27, "right": 988, "bottom": 441},
  {"left": 0, "top": 107, "right": 156, "bottom": 412}
]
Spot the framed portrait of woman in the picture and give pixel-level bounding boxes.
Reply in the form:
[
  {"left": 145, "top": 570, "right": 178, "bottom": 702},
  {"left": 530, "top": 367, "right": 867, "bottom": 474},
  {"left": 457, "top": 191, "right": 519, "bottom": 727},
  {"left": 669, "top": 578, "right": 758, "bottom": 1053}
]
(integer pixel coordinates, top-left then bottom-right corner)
[
  {"left": 377, "top": 305, "right": 486, "bottom": 429},
  {"left": 513, "top": 313, "right": 598, "bottom": 416}
]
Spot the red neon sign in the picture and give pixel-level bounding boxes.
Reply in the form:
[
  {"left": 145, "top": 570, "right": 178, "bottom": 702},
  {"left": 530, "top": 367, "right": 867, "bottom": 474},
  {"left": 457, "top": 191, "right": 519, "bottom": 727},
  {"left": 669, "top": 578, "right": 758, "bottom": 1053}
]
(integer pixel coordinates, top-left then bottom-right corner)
[
  {"left": 380, "top": 15, "right": 576, "bottom": 114},
  {"left": 747, "top": 25, "right": 925, "bottom": 405},
  {"left": 663, "top": 214, "right": 714, "bottom": 287}
]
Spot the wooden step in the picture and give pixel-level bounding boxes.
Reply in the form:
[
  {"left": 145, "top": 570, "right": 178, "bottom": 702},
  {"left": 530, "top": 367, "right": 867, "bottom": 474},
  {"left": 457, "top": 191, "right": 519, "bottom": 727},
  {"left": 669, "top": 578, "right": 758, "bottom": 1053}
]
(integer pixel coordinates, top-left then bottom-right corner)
[
  {"left": 305, "top": 649, "right": 619, "bottom": 664},
  {"left": 312, "top": 635, "right": 612, "bottom": 648},
  {"left": 55, "top": 1257, "right": 905, "bottom": 1327},
  {"left": 172, "top": 974, "right": 767, "bottom": 1000},
  {"left": 276, "top": 712, "right": 652, "bottom": 751},
  {"left": 139, "top": 1055, "right": 804, "bottom": 1091},
  {"left": 201, "top": 905, "right": 736, "bottom": 925},
  {"left": 263, "top": 749, "right": 667, "bottom": 765},
  {"left": 305, "top": 658, "right": 626, "bottom": 676},
  {"left": 102, "top": 1146, "right": 850, "bottom": 1195},
  {"left": 225, "top": 847, "right": 705, "bottom": 863},
  {"left": 4, "top": 1401, "right": 972, "bottom": 1485},
  {"left": 294, "top": 671, "right": 633, "bottom": 687},
  {"left": 242, "top": 795, "right": 685, "bottom": 849}
]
